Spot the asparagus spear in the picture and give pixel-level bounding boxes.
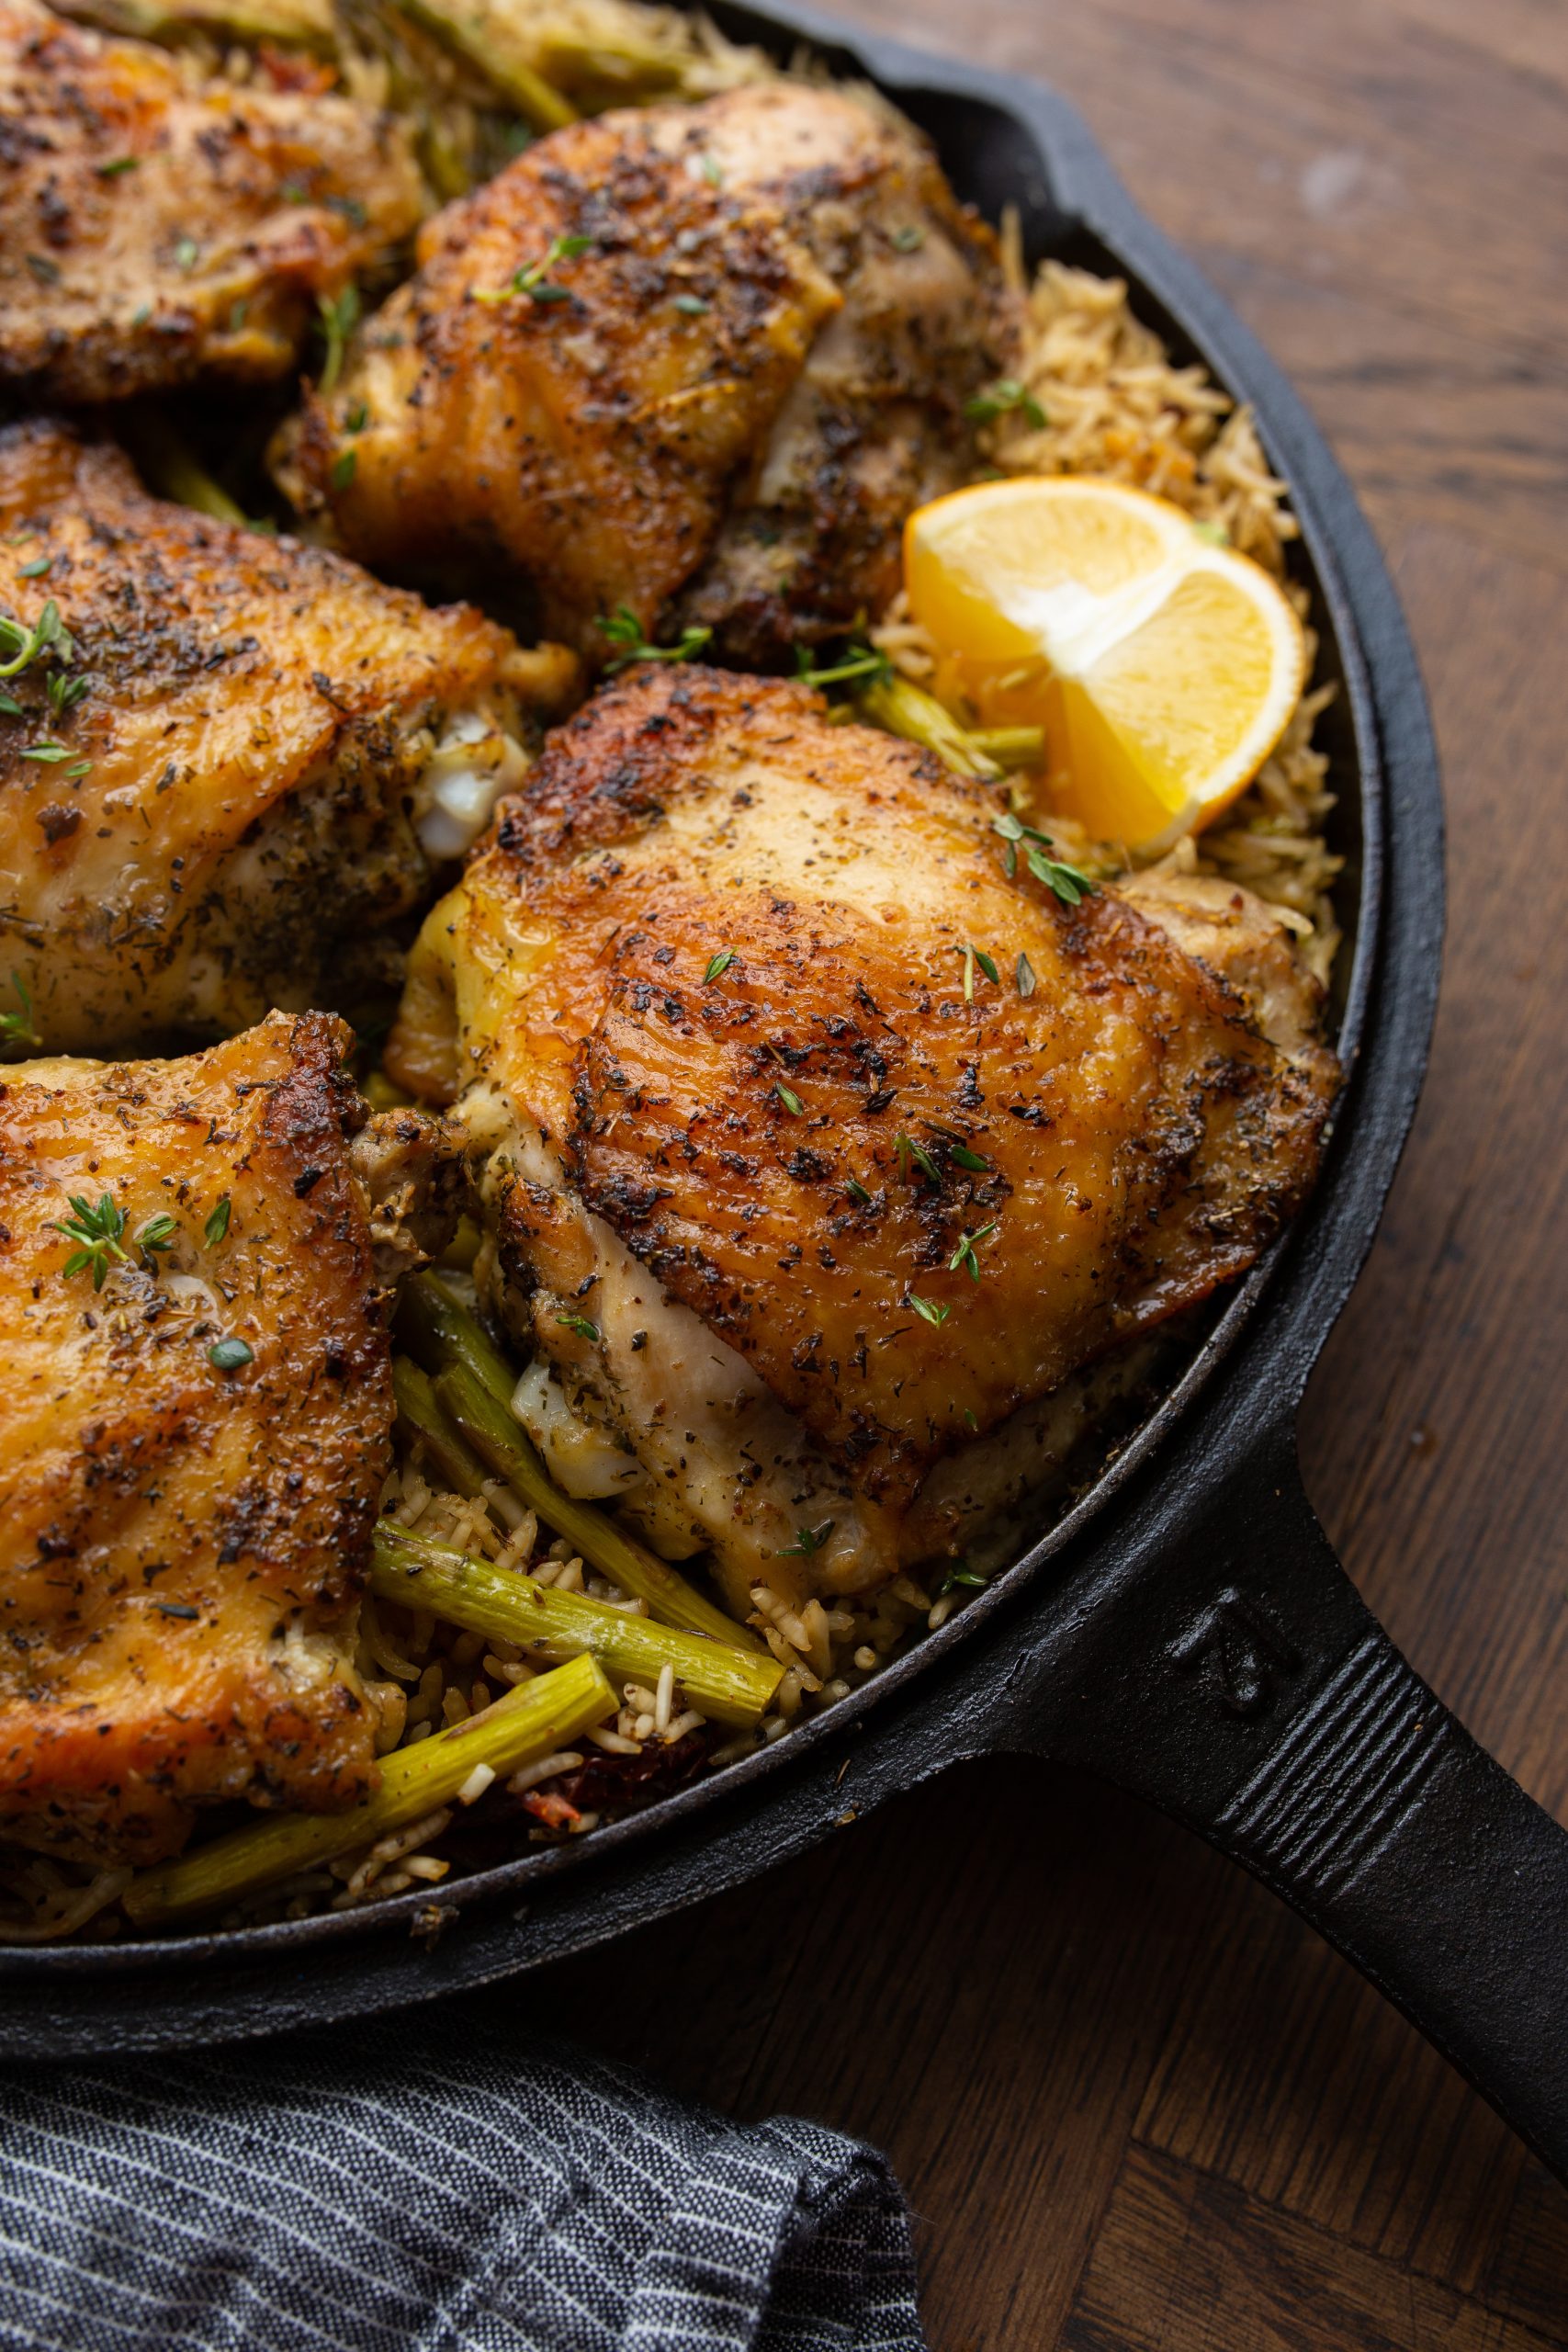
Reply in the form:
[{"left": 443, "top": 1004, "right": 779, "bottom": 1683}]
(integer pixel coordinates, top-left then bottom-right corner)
[
  {"left": 123, "top": 414, "right": 250, "bottom": 528},
  {"left": 855, "top": 674, "right": 1001, "bottom": 780},
  {"left": 122, "top": 1654, "right": 615, "bottom": 1929},
  {"left": 373, "top": 1525, "right": 782, "bottom": 1727},
  {"left": 395, "top": 0, "right": 579, "bottom": 130},
  {"left": 396, "top": 1271, "right": 516, "bottom": 1407},
  {"left": 434, "top": 1359, "right": 762, "bottom": 1653},
  {"left": 392, "top": 1356, "right": 491, "bottom": 1500},
  {"left": 967, "top": 725, "right": 1047, "bottom": 770}
]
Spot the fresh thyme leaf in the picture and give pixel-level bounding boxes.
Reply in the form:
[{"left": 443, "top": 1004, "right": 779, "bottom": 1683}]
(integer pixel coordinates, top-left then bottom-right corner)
[
  {"left": 136, "top": 1213, "right": 177, "bottom": 1257},
  {"left": 703, "top": 949, "right": 736, "bottom": 984},
  {"left": 894, "top": 1133, "right": 940, "bottom": 1184},
  {"left": 0, "top": 694, "right": 21, "bottom": 716},
  {"left": 595, "top": 605, "right": 712, "bottom": 673},
  {"left": 316, "top": 283, "right": 360, "bottom": 394},
  {"left": 948, "top": 1220, "right": 998, "bottom": 1282},
  {"left": 174, "top": 236, "right": 199, "bottom": 272},
  {"left": 25, "top": 254, "right": 61, "bottom": 286},
  {"left": 344, "top": 398, "right": 369, "bottom": 433},
  {"left": 948, "top": 1142, "right": 989, "bottom": 1173},
  {"left": 228, "top": 299, "right": 248, "bottom": 331},
  {"left": 204, "top": 1194, "right": 231, "bottom": 1247},
  {"left": 962, "top": 1408, "right": 978, "bottom": 1430},
  {"left": 0, "top": 970, "right": 39, "bottom": 1049},
  {"left": 791, "top": 641, "right": 891, "bottom": 691},
  {"left": 672, "top": 292, "right": 709, "bottom": 315},
  {"left": 891, "top": 224, "right": 924, "bottom": 252},
  {"left": 1016, "top": 951, "right": 1036, "bottom": 998},
  {"left": 845, "top": 1176, "right": 874, "bottom": 1207},
  {"left": 331, "top": 448, "right": 357, "bottom": 492},
  {"left": 1025, "top": 839, "right": 1093, "bottom": 905},
  {"left": 774, "top": 1080, "right": 804, "bottom": 1116},
  {"left": 973, "top": 947, "right": 999, "bottom": 985},
  {"left": 939, "top": 1562, "right": 988, "bottom": 1595},
  {"left": 64, "top": 759, "right": 93, "bottom": 778},
  {"left": 555, "top": 1313, "right": 601, "bottom": 1342},
  {"left": 964, "top": 377, "right": 1047, "bottom": 431},
  {"left": 0, "top": 598, "right": 74, "bottom": 683},
  {"left": 473, "top": 232, "right": 593, "bottom": 308},
  {"left": 778, "top": 1518, "right": 834, "bottom": 1558},
  {"left": 50, "top": 1192, "right": 128, "bottom": 1289},
  {"left": 21, "top": 742, "right": 72, "bottom": 763},
  {"left": 18, "top": 556, "right": 51, "bottom": 580},
  {"left": 48, "top": 671, "right": 87, "bottom": 717},
  {"left": 208, "top": 1336, "right": 254, "bottom": 1371},
  {"left": 96, "top": 154, "right": 140, "bottom": 176},
  {"left": 907, "top": 1294, "right": 950, "bottom": 1327}
]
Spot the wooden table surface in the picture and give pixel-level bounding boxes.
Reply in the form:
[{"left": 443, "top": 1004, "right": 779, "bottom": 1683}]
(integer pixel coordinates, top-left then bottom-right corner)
[{"left": 534, "top": 2, "right": 1568, "bottom": 2340}]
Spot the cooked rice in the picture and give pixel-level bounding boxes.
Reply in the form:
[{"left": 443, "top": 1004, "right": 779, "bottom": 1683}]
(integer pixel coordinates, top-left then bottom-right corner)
[{"left": 0, "top": 4, "right": 1347, "bottom": 1941}]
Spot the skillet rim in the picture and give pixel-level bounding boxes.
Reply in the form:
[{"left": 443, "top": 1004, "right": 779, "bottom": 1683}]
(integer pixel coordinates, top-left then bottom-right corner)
[{"left": 0, "top": 0, "right": 1441, "bottom": 2030}]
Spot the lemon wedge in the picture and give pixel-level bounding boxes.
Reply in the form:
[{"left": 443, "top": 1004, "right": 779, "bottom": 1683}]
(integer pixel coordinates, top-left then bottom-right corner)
[{"left": 903, "top": 478, "right": 1307, "bottom": 853}]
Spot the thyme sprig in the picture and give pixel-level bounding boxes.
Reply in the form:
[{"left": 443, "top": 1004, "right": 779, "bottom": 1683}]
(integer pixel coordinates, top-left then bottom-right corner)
[
  {"left": 0, "top": 598, "right": 73, "bottom": 683},
  {"left": 0, "top": 970, "right": 39, "bottom": 1050},
  {"left": 50, "top": 1193, "right": 130, "bottom": 1288},
  {"left": 791, "top": 641, "right": 892, "bottom": 691},
  {"left": 316, "top": 283, "right": 360, "bottom": 394},
  {"left": 948, "top": 1220, "right": 998, "bottom": 1283},
  {"left": 474, "top": 232, "right": 593, "bottom": 308},
  {"left": 596, "top": 605, "right": 712, "bottom": 673},
  {"left": 778, "top": 1518, "right": 834, "bottom": 1558},
  {"left": 964, "top": 378, "right": 1047, "bottom": 430},
  {"left": 992, "top": 811, "right": 1095, "bottom": 906}
]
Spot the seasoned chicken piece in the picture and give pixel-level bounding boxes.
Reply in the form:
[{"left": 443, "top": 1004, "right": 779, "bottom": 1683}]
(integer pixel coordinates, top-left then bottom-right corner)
[
  {"left": 0, "top": 1012, "right": 389, "bottom": 1868},
  {"left": 0, "top": 418, "right": 578, "bottom": 1054},
  {"left": 0, "top": 0, "right": 424, "bottom": 402},
  {"left": 280, "top": 82, "right": 1016, "bottom": 665},
  {"left": 387, "top": 667, "right": 1339, "bottom": 1611}
]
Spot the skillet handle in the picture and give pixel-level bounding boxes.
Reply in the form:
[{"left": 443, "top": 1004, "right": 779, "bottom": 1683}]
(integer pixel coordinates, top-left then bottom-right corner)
[{"left": 1018, "top": 1429, "right": 1568, "bottom": 2181}]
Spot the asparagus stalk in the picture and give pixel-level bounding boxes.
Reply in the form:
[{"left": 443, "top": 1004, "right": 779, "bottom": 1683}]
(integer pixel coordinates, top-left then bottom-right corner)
[
  {"left": 396, "top": 1271, "right": 516, "bottom": 1407},
  {"left": 434, "top": 1359, "right": 762, "bottom": 1653},
  {"left": 855, "top": 674, "right": 1001, "bottom": 780},
  {"left": 373, "top": 1525, "right": 782, "bottom": 1728},
  {"left": 122, "top": 1654, "right": 616, "bottom": 1929},
  {"left": 392, "top": 1356, "right": 491, "bottom": 1500},
  {"left": 123, "top": 413, "right": 251, "bottom": 528},
  {"left": 395, "top": 0, "right": 579, "bottom": 130},
  {"left": 967, "top": 725, "right": 1047, "bottom": 770}
]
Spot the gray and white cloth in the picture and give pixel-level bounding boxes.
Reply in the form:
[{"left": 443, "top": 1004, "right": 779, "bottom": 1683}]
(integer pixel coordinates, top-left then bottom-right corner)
[{"left": 0, "top": 2016, "right": 923, "bottom": 2352}]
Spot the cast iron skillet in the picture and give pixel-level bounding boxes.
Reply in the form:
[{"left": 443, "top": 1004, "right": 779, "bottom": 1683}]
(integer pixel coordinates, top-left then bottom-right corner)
[{"left": 10, "top": 0, "right": 1568, "bottom": 2185}]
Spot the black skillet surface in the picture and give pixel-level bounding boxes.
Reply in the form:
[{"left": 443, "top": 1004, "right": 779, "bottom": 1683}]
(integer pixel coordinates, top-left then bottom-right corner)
[{"left": 12, "top": 0, "right": 1568, "bottom": 2186}]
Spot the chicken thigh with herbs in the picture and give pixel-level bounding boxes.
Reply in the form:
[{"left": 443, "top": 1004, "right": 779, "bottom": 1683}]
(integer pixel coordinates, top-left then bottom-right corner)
[
  {"left": 0, "top": 1012, "right": 397, "bottom": 1869},
  {"left": 280, "top": 81, "right": 1017, "bottom": 665},
  {"left": 387, "top": 665, "right": 1339, "bottom": 1616},
  {"left": 0, "top": 418, "right": 578, "bottom": 1053},
  {"left": 0, "top": 0, "right": 424, "bottom": 402}
]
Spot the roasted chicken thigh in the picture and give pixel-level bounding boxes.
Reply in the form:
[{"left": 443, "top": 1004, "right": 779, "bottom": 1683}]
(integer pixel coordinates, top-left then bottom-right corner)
[
  {"left": 0, "top": 419, "right": 577, "bottom": 1052},
  {"left": 387, "top": 666, "right": 1338, "bottom": 1612},
  {"left": 0, "top": 1012, "right": 391, "bottom": 1868},
  {"left": 0, "top": 0, "right": 424, "bottom": 401},
  {"left": 281, "top": 82, "right": 1016, "bottom": 665}
]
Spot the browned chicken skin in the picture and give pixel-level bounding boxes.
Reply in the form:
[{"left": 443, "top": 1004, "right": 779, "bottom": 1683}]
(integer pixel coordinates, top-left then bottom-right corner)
[
  {"left": 0, "top": 418, "right": 578, "bottom": 1053},
  {"left": 281, "top": 82, "right": 1016, "bottom": 664},
  {"left": 0, "top": 0, "right": 424, "bottom": 401},
  {"left": 388, "top": 666, "right": 1338, "bottom": 1611},
  {"left": 0, "top": 1012, "right": 391, "bottom": 1868}
]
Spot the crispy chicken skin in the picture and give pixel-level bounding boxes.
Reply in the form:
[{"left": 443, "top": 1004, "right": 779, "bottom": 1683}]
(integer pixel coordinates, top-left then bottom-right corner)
[
  {"left": 0, "top": 418, "right": 579, "bottom": 1053},
  {"left": 388, "top": 667, "right": 1339, "bottom": 1608},
  {"left": 281, "top": 83, "right": 1016, "bottom": 665},
  {"left": 0, "top": 1012, "right": 390, "bottom": 1868},
  {"left": 0, "top": 0, "right": 424, "bottom": 402}
]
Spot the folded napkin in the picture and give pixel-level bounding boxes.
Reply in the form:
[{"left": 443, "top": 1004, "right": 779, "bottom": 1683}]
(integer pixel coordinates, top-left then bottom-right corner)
[{"left": 0, "top": 2011, "right": 923, "bottom": 2352}]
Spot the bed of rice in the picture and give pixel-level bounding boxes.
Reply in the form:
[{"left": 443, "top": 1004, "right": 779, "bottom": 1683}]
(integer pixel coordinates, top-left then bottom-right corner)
[{"left": 0, "top": 4, "right": 1343, "bottom": 1944}]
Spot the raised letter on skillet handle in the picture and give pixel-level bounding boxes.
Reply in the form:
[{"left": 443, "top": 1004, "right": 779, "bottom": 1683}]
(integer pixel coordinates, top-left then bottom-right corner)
[{"left": 1026, "top": 1433, "right": 1568, "bottom": 2182}]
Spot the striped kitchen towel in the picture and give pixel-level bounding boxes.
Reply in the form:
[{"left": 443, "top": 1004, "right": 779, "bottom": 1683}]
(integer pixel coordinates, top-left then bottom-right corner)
[{"left": 0, "top": 2016, "right": 923, "bottom": 2352}]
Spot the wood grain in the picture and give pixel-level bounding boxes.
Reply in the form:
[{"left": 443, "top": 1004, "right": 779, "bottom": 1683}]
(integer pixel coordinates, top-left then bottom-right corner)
[{"left": 524, "top": 0, "right": 1568, "bottom": 2340}]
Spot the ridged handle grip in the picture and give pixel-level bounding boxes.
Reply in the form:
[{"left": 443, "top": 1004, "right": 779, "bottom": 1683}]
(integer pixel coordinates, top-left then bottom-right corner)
[{"left": 1010, "top": 1433, "right": 1568, "bottom": 2181}]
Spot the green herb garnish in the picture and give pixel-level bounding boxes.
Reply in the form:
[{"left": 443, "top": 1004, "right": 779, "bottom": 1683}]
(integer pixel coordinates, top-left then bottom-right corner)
[
  {"left": 948, "top": 1142, "right": 989, "bottom": 1173},
  {"left": 204, "top": 1195, "right": 231, "bottom": 1247},
  {"left": 992, "top": 812, "right": 1094, "bottom": 906},
  {"left": 0, "top": 598, "right": 73, "bottom": 682},
  {"left": 964, "top": 378, "right": 1046, "bottom": 431},
  {"left": 891, "top": 225, "right": 925, "bottom": 252},
  {"left": 894, "top": 1133, "right": 940, "bottom": 1185},
  {"left": 845, "top": 1177, "right": 874, "bottom": 1207},
  {"left": 774, "top": 1080, "right": 804, "bottom": 1116},
  {"left": 136, "top": 1214, "right": 178, "bottom": 1258},
  {"left": 473, "top": 232, "right": 593, "bottom": 308},
  {"left": 208, "top": 1336, "right": 254, "bottom": 1371},
  {"left": 791, "top": 641, "right": 892, "bottom": 691},
  {"left": 703, "top": 950, "right": 735, "bottom": 984},
  {"left": 174, "top": 237, "right": 199, "bottom": 273},
  {"left": 1016, "top": 951, "right": 1037, "bottom": 998},
  {"left": 555, "top": 1313, "right": 601, "bottom": 1342},
  {"left": 939, "top": 1561, "right": 989, "bottom": 1596},
  {"left": 778, "top": 1519, "right": 834, "bottom": 1558},
  {"left": 96, "top": 154, "right": 139, "bottom": 176},
  {"left": 0, "top": 971, "right": 39, "bottom": 1050},
  {"left": 50, "top": 1193, "right": 129, "bottom": 1288},
  {"left": 316, "top": 283, "right": 360, "bottom": 394},
  {"left": 596, "top": 606, "right": 713, "bottom": 673},
  {"left": 948, "top": 1220, "right": 998, "bottom": 1283},
  {"left": 672, "top": 293, "right": 709, "bottom": 315},
  {"left": 331, "top": 448, "right": 357, "bottom": 492},
  {"left": 48, "top": 672, "right": 87, "bottom": 718},
  {"left": 907, "top": 1295, "right": 951, "bottom": 1328},
  {"left": 18, "top": 556, "right": 51, "bottom": 581}
]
